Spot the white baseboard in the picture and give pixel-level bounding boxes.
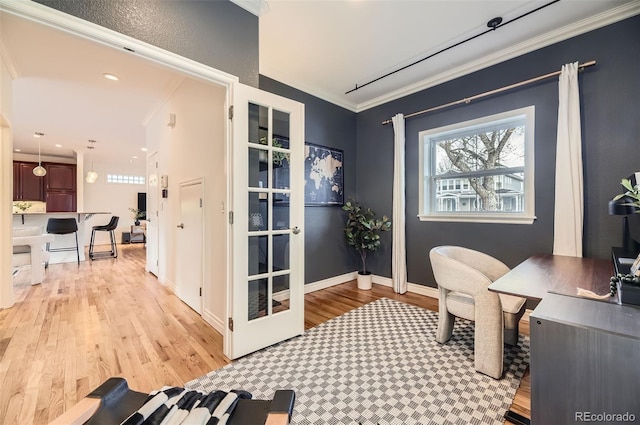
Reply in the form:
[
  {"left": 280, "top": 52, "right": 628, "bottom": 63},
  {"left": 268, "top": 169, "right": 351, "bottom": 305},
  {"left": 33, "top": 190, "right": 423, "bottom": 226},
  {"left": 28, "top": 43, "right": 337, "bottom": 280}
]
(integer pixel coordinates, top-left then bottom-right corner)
[
  {"left": 304, "top": 271, "right": 358, "bottom": 294},
  {"left": 202, "top": 309, "right": 225, "bottom": 334},
  {"left": 371, "top": 274, "right": 440, "bottom": 299},
  {"left": 302, "top": 271, "right": 440, "bottom": 301},
  {"left": 160, "top": 276, "right": 177, "bottom": 294}
]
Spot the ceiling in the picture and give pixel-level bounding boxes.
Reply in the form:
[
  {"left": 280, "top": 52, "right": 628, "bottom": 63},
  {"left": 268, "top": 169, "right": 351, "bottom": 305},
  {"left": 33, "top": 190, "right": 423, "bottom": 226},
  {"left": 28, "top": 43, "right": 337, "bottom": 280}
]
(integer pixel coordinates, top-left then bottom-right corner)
[
  {"left": 258, "top": 0, "right": 639, "bottom": 111},
  {"left": 2, "top": 0, "right": 639, "bottom": 162}
]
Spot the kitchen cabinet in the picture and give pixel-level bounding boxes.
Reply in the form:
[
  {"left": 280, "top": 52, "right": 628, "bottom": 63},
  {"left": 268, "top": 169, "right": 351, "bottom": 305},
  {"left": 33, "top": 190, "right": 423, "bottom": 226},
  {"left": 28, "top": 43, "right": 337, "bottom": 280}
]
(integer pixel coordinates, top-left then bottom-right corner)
[
  {"left": 12, "top": 161, "right": 76, "bottom": 211},
  {"left": 45, "top": 163, "right": 77, "bottom": 212},
  {"left": 13, "top": 161, "right": 45, "bottom": 201},
  {"left": 46, "top": 163, "right": 76, "bottom": 191}
]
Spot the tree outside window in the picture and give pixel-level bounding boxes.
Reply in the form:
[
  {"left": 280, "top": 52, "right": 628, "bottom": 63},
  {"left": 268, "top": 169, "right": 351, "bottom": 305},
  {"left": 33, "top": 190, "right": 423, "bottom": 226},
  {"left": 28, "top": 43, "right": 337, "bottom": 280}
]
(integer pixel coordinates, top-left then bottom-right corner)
[{"left": 419, "top": 106, "right": 535, "bottom": 224}]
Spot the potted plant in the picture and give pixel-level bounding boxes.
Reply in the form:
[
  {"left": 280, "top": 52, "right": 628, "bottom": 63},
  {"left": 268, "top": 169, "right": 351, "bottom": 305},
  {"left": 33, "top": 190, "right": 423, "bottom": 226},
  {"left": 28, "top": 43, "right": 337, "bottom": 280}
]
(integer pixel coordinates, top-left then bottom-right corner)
[
  {"left": 129, "top": 208, "right": 145, "bottom": 226},
  {"left": 342, "top": 200, "right": 391, "bottom": 290},
  {"left": 612, "top": 177, "right": 640, "bottom": 210}
]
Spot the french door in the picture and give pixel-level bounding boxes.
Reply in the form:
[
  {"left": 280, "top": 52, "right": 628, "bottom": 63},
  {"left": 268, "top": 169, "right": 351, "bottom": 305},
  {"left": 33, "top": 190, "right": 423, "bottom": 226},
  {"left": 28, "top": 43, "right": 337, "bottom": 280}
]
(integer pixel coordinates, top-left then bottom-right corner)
[{"left": 226, "top": 84, "right": 305, "bottom": 359}]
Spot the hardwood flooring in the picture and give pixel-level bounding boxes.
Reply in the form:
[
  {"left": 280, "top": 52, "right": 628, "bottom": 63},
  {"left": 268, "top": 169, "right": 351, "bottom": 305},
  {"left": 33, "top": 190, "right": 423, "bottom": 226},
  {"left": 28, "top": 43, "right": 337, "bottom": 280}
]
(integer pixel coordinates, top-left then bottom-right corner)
[{"left": 0, "top": 244, "right": 530, "bottom": 424}]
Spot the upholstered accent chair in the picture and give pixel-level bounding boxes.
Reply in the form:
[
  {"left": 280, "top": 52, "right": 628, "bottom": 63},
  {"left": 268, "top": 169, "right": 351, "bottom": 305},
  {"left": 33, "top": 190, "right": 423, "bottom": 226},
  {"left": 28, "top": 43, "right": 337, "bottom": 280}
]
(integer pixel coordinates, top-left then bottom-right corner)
[{"left": 429, "top": 246, "right": 526, "bottom": 379}]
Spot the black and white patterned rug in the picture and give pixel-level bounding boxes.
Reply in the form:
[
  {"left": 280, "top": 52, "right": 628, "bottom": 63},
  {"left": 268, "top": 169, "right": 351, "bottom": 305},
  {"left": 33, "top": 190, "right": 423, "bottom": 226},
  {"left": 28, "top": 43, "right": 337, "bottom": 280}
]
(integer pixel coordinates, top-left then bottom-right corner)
[{"left": 188, "top": 298, "right": 529, "bottom": 425}]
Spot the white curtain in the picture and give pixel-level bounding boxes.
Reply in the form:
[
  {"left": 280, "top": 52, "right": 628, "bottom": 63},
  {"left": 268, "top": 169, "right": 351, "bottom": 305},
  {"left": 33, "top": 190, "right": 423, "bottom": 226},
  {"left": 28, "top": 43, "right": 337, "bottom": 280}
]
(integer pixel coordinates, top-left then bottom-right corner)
[
  {"left": 392, "top": 113, "right": 407, "bottom": 293},
  {"left": 553, "top": 62, "right": 583, "bottom": 257}
]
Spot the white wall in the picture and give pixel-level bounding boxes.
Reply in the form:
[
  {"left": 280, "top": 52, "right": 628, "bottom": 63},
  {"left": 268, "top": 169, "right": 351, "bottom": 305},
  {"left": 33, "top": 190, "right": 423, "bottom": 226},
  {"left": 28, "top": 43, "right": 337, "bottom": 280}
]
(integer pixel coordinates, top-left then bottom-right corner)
[
  {"left": 146, "top": 77, "right": 227, "bottom": 329},
  {"left": 83, "top": 157, "right": 146, "bottom": 246},
  {"left": 1, "top": 53, "right": 15, "bottom": 308}
]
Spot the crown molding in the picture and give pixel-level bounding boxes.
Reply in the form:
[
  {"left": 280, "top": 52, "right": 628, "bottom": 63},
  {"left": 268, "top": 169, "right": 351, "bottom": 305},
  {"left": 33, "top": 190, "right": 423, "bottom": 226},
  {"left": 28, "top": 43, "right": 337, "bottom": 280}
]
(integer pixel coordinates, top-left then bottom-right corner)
[
  {"left": 0, "top": 38, "right": 21, "bottom": 79},
  {"left": 229, "top": 0, "right": 269, "bottom": 17},
  {"left": 355, "top": 0, "right": 640, "bottom": 112}
]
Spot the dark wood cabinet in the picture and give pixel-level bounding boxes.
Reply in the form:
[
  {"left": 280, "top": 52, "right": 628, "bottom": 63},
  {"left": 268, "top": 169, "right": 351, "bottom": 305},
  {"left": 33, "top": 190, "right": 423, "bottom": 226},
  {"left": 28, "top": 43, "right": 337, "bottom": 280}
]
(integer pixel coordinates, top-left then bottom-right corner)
[
  {"left": 45, "top": 163, "right": 77, "bottom": 212},
  {"left": 45, "top": 163, "right": 76, "bottom": 191},
  {"left": 12, "top": 160, "right": 77, "bottom": 211},
  {"left": 13, "top": 161, "right": 45, "bottom": 201},
  {"left": 46, "top": 191, "right": 77, "bottom": 212}
]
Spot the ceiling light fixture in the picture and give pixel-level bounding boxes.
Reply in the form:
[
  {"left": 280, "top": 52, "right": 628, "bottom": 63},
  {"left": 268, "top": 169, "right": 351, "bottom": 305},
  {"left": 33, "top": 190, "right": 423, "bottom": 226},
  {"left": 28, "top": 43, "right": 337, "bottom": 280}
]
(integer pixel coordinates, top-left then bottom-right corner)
[
  {"left": 86, "top": 147, "right": 98, "bottom": 183},
  {"left": 103, "top": 73, "right": 119, "bottom": 81},
  {"left": 141, "top": 147, "right": 148, "bottom": 152},
  {"left": 14, "top": 148, "right": 21, "bottom": 152},
  {"left": 55, "top": 144, "right": 62, "bottom": 148},
  {"left": 33, "top": 131, "right": 44, "bottom": 138},
  {"left": 88, "top": 139, "right": 97, "bottom": 143},
  {"left": 33, "top": 137, "right": 46, "bottom": 177}
]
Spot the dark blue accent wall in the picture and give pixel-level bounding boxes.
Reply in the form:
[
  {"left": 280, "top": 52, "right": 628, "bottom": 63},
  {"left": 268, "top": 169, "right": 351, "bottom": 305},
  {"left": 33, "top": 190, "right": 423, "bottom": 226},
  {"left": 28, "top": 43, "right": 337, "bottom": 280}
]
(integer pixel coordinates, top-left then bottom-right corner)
[
  {"left": 356, "top": 15, "right": 640, "bottom": 287},
  {"left": 259, "top": 76, "right": 358, "bottom": 283},
  {"left": 34, "top": 0, "right": 259, "bottom": 87}
]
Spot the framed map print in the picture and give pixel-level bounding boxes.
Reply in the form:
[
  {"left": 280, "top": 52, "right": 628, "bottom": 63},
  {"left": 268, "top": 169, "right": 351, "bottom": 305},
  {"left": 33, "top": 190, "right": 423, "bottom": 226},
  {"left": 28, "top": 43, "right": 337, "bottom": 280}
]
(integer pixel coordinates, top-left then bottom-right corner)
[{"left": 304, "top": 143, "right": 344, "bottom": 206}]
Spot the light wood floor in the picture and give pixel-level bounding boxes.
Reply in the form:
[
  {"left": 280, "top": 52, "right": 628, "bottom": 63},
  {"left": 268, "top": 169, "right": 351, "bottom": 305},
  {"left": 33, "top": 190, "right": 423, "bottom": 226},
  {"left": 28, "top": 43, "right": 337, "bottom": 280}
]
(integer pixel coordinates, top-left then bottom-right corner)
[{"left": 0, "top": 245, "right": 530, "bottom": 424}]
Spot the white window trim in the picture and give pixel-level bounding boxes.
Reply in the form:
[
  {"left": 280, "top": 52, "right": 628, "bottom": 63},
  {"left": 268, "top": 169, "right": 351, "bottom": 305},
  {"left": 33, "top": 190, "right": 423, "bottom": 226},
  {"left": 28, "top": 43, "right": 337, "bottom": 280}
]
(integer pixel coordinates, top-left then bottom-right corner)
[{"left": 418, "top": 106, "right": 536, "bottom": 225}]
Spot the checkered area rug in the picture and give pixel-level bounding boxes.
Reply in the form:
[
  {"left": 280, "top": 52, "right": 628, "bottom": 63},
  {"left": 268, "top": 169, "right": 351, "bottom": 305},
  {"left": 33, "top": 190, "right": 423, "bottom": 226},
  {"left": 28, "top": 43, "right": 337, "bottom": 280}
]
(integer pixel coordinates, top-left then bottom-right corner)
[{"left": 187, "top": 298, "right": 530, "bottom": 425}]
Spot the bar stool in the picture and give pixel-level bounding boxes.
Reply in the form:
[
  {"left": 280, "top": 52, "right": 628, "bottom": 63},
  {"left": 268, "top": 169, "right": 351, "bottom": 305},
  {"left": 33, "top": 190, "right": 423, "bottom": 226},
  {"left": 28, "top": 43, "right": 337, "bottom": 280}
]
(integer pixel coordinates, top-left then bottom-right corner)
[
  {"left": 46, "top": 218, "right": 80, "bottom": 265},
  {"left": 89, "top": 216, "right": 119, "bottom": 260}
]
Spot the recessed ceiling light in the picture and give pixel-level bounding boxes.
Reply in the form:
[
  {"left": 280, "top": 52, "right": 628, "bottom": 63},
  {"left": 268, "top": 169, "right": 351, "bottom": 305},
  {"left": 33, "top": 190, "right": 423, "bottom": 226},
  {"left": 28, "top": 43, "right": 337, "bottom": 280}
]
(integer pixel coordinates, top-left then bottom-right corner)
[
  {"left": 132, "top": 155, "right": 138, "bottom": 159},
  {"left": 103, "top": 73, "right": 119, "bottom": 81},
  {"left": 33, "top": 132, "right": 45, "bottom": 138},
  {"left": 14, "top": 148, "right": 21, "bottom": 152},
  {"left": 55, "top": 144, "right": 62, "bottom": 148},
  {"left": 141, "top": 147, "right": 148, "bottom": 152}
]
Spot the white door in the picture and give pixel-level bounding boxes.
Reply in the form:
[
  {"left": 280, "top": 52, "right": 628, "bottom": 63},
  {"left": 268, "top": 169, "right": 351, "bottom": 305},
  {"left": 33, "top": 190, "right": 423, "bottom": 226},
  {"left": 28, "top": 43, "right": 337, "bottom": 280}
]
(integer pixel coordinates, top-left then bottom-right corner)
[
  {"left": 177, "top": 180, "right": 204, "bottom": 313},
  {"left": 226, "top": 84, "right": 305, "bottom": 359},
  {"left": 146, "top": 152, "right": 159, "bottom": 276}
]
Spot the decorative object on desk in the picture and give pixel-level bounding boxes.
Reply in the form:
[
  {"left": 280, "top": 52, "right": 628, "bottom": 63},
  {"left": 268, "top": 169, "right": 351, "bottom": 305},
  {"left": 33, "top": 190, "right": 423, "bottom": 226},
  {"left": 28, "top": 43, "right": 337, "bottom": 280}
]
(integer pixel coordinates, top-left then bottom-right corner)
[
  {"left": 14, "top": 201, "right": 33, "bottom": 212},
  {"left": 610, "top": 272, "right": 640, "bottom": 306},
  {"left": 304, "top": 143, "right": 343, "bottom": 206},
  {"left": 609, "top": 174, "right": 640, "bottom": 252},
  {"left": 129, "top": 208, "right": 145, "bottom": 226},
  {"left": 342, "top": 200, "right": 391, "bottom": 290}
]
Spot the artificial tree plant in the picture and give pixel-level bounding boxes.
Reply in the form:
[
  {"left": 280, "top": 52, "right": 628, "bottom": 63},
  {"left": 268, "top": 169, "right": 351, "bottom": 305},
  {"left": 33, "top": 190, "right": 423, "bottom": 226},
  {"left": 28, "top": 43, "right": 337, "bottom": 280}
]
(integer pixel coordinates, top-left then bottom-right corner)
[{"left": 342, "top": 200, "right": 391, "bottom": 289}]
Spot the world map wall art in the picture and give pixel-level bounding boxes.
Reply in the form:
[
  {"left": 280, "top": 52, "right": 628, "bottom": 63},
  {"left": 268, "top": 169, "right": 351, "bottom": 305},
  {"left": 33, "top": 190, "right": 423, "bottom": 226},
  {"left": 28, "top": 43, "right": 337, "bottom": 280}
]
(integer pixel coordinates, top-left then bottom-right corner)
[{"left": 304, "top": 143, "right": 344, "bottom": 206}]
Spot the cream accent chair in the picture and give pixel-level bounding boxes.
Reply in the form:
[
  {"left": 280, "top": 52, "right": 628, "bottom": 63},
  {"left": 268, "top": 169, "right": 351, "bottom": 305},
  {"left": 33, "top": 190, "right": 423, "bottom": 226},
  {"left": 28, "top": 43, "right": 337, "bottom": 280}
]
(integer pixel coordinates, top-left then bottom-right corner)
[
  {"left": 429, "top": 246, "right": 526, "bottom": 379},
  {"left": 12, "top": 226, "right": 56, "bottom": 285}
]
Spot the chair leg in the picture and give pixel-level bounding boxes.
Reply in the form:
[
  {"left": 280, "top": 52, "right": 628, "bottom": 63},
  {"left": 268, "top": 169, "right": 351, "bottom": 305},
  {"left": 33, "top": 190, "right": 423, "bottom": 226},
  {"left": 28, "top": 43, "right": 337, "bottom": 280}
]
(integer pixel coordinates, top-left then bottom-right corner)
[
  {"left": 112, "top": 231, "right": 118, "bottom": 258},
  {"left": 74, "top": 232, "right": 79, "bottom": 264},
  {"left": 436, "top": 287, "right": 455, "bottom": 344},
  {"left": 89, "top": 229, "right": 96, "bottom": 260}
]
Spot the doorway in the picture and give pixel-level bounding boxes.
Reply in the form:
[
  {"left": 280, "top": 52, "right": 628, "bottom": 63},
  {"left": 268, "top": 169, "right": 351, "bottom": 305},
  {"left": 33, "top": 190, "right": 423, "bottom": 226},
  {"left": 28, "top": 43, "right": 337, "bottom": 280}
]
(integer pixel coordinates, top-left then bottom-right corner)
[{"left": 177, "top": 180, "right": 204, "bottom": 313}]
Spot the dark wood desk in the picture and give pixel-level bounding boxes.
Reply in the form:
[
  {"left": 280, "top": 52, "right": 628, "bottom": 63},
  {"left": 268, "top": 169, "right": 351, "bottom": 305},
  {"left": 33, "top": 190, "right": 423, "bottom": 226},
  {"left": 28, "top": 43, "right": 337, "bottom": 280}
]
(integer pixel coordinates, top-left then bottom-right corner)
[
  {"left": 489, "top": 255, "right": 618, "bottom": 425},
  {"left": 488, "top": 254, "right": 614, "bottom": 302}
]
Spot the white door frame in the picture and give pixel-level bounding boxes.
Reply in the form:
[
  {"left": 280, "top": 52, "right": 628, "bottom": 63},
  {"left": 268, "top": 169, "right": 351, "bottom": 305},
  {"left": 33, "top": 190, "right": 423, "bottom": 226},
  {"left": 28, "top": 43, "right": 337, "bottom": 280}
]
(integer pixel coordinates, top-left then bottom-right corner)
[
  {"left": 146, "top": 152, "right": 159, "bottom": 276},
  {"left": 0, "top": 2, "right": 237, "bottom": 330}
]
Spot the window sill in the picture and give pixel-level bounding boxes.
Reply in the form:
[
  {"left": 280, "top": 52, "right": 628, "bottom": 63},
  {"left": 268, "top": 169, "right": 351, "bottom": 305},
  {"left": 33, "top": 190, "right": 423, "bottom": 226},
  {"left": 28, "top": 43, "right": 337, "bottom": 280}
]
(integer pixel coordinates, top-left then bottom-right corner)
[{"left": 417, "top": 214, "right": 536, "bottom": 225}]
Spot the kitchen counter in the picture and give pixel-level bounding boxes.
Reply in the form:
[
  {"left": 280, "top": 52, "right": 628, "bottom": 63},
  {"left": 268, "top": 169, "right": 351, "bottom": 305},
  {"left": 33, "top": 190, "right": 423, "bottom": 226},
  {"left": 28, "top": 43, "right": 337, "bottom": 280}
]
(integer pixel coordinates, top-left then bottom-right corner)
[{"left": 13, "top": 211, "right": 111, "bottom": 263}]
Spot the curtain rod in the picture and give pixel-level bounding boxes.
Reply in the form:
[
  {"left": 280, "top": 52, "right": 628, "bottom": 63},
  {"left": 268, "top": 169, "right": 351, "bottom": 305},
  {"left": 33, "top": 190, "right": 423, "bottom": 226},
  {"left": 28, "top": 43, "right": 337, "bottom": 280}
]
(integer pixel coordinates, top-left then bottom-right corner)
[{"left": 381, "top": 60, "right": 596, "bottom": 125}]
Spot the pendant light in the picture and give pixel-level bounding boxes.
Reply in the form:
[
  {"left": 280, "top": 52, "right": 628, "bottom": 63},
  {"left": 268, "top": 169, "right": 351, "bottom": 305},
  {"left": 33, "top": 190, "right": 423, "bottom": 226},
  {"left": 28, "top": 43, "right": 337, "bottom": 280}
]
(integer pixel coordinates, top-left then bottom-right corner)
[
  {"left": 33, "top": 132, "right": 46, "bottom": 177},
  {"left": 85, "top": 142, "right": 98, "bottom": 183},
  {"left": 86, "top": 161, "right": 98, "bottom": 183}
]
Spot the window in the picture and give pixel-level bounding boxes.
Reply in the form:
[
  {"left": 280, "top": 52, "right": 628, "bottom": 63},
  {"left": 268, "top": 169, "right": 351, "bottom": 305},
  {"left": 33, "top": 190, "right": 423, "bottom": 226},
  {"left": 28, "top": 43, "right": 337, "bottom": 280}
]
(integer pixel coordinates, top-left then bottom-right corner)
[
  {"left": 418, "top": 106, "right": 535, "bottom": 224},
  {"left": 107, "top": 174, "right": 146, "bottom": 185}
]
